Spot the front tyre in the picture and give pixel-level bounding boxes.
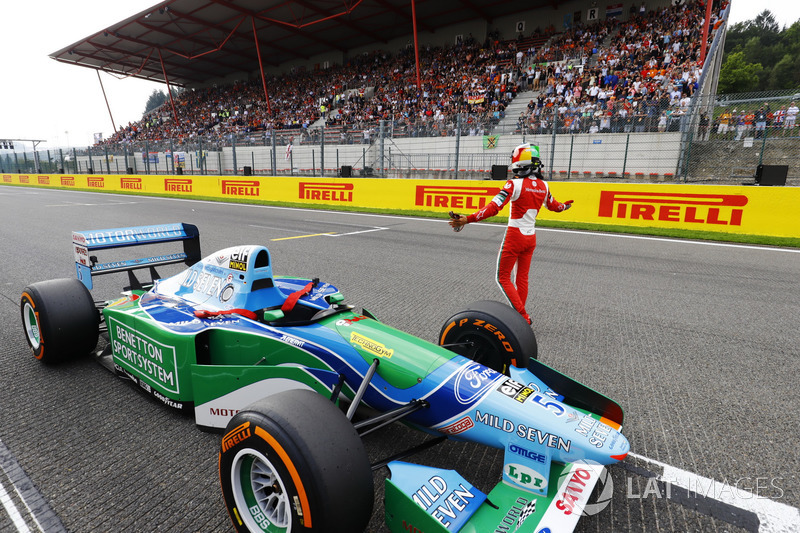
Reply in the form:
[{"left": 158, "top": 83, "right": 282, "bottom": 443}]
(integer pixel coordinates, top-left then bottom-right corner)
[
  {"left": 219, "top": 389, "right": 373, "bottom": 532},
  {"left": 439, "top": 300, "right": 538, "bottom": 374},
  {"left": 20, "top": 278, "right": 99, "bottom": 364}
]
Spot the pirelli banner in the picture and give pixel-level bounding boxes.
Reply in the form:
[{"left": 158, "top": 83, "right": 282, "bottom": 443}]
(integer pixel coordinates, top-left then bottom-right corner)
[{"left": 3, "top": 173, "right": 798, "bottom": 238}]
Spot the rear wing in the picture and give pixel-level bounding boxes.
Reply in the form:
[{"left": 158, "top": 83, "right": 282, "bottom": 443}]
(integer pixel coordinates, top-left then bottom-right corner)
[{"left": 72, "top": 223, "right": 200, "bottom": 290}]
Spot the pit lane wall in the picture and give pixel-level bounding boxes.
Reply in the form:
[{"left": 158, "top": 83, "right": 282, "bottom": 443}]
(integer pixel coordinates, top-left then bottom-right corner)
[{"left": 3, "top": 173, "right": 798, "bottom": 239}]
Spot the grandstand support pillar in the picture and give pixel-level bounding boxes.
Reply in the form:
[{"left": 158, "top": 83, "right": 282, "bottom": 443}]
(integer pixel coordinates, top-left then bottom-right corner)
[
  {"left": 198, "top": 139, "right": 205, "bottom": 176},
  {"left": 96, "top": 69, "right": 117, "bottom": 134},
  {"left": 157, "top": 48, "right": 180, "bottom": 125},
  {"left": 621, "top": 134, "right": 630, "bottom": 178},
  {"left": 699, "top": 0, "right": 713, "bottom": 66},
  {"left": 271, "top": 134, "right": 277, "bottom": 175},
  {"left": 379, "top": 120, "right": 386, "bottom": 178},
  {"left": 105, "top": 146, "right": 111, "bottom": 174},
  {"left": 145, "top": 141, "right": 151, "bottom": 174},
  {"left": 169, "top": 140, "right": 175, "bottom": 174},
  {"left": 567, "top": 134, "right": 575, "bottom": 178},
  {"left": 232, "top": 137, "right": 238, "bottom": 175},
  {"left": 411, "top": 0, "right": 421, "bottom": 89},
  {"left": 320, "top": 124, "right": 325, "bottom": 177},
  {"left": 252, "top": 17, "right": 272, "bottom": 114},
  {"left": 454, "top": 114, "right": 461, "bottom": 178}
]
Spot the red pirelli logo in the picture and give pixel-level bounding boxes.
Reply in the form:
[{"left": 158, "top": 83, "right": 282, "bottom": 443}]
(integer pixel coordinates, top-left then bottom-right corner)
[
  {"left": 598, "top": 191, "right": 748, "bottom": 226},
  {"left": 37, "top": 175, "right": 50, "bottom": 185},
  {"left": 120, "top": 177, "right": 142, "bottom": 190},
  {"left": 222, "top": 179, "right": 259, "bottom": 196},
  {"left": 299, "top": 182, "right": 353, "bottom": 202},
  {"left": 87, "top": 176, "right": 105, "bottom": 188},
  {"left": 164, "top": 178, "right": 193, "bottom": 193},
  {"left": 415, "top": 185, "right": 500, "bottom": 210},
  {"left": 60, "top": 176, "right": 75, "bottom": 186},
  {"left": 19, "top": 175, "right": 30, "bottom": 184},
  {"left": 2, "top": 175, "right": 11, "bottom": 183}
]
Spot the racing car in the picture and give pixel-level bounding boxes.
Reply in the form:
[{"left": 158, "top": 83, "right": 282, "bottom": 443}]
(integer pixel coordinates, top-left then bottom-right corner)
[{"left": 20, "top": 222, "right": 629, "bottom": 533}]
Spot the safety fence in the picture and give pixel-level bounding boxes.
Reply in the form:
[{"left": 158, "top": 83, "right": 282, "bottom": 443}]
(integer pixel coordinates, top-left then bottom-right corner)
[{"left": 2, "top": 93, "right": 798, "bottom": 185}]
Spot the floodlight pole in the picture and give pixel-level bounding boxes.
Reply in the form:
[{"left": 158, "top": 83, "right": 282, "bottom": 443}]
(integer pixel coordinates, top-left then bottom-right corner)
[
  {"left": 157, "top": 48, "right": 180, "bottom": 125},
  {"left": 96, "top": 70, "right": 117, "bottom": 134},
  {"left": 411, "top": 0, "right": 421, "bottom": 90},
  {"left": 252, "top": 17, "right": 273, "bottom": 115}
]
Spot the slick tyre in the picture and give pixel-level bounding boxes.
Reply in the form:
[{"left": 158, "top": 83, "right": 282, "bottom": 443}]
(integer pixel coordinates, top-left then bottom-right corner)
[
  {"left": 439, "top": 300, "right": 538, "bottom": 374},
  {"left": 219, "top": 389, "right": 373, "bottom": 533},
  {"left": 20, "top": 278, "right": 100, "bottom": 364}
]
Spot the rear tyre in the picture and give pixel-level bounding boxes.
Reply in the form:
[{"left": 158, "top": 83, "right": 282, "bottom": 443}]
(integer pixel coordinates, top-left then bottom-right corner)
[
  {"left": 219, "top": 389, "right": 373, "bottom": 532},
  {"left": 20, "top": 278, "right": 99, "bottom": 364},
  {"left": 439, "top": 300, "right": 538, "bottom": 374}
]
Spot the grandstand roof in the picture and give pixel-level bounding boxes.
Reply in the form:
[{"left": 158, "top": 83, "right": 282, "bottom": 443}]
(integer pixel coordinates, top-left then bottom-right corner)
[{"left": 50, "top": 0, "right": 558, "bottom": 88}]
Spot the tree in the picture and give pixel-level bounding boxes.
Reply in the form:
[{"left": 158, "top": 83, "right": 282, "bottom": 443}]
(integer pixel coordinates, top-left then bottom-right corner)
[
  {"left": 720, "top": 10, "right": 800, "bottom": 93},
  {"left": 717, "top": 51, "right": 762, "bottom": 94},
  {"left": 143, "top": 88, "right": 181, "bottom": 116},
  {"left": 769, "top": 54, "right": 800, "bottom": 90}
]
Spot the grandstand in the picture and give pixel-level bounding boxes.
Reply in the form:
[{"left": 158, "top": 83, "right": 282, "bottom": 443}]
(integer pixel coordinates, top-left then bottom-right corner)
[{"left": 6, "top": 0, "right": 789, "bottom": 183}]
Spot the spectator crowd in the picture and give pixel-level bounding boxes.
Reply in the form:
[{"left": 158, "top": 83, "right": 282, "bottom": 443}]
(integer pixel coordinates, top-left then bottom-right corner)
[{"left": 98, "top": 0, "right": 728, "bottom": 147}]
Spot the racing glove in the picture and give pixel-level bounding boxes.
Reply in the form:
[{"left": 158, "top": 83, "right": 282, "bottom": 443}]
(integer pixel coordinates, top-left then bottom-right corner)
[
  {"left": 562, "top": 200, "right": 574, "bottom": 211},
  {"left": 449, "top": 211, "right": 465, "bottom": 232}
]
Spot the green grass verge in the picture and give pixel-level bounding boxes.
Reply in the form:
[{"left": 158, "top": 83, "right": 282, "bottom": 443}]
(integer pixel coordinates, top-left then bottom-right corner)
[{"left": 5, "top": 182, "right": 799, "bottom": 248}]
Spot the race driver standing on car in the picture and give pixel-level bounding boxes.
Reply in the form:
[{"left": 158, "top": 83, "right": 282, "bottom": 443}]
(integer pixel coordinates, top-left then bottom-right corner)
[{"left": 448, "top": 143, "right": 572, "bottom": 325}]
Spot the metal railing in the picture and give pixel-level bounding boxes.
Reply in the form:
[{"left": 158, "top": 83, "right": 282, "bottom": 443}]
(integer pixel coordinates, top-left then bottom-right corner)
[{"left": 2, "top": 93, "right": 798, "bottom": 184}]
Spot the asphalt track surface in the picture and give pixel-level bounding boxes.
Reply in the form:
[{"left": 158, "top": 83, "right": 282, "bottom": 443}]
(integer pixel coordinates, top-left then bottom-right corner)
[{"left": 0, "top": 186, "right": 798, "bottom": 533}]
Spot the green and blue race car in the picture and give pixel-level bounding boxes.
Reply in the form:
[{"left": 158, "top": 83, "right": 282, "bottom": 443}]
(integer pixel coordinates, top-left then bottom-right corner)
[{"left": 20, "top": 222, "right": 629, "bottom": 533}]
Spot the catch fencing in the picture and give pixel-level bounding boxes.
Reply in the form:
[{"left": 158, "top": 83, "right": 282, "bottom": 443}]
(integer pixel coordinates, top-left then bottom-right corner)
[{"left": 2, "top": 91, "right": 798, "bottom": 185}]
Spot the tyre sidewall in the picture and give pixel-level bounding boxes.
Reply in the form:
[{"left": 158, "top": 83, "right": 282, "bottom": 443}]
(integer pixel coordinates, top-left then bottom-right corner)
[
  {"left": 220, "top": 416, "right": 309, "bottom": 533},
  {"left": 439, "top": 300, "right": 538, "bottom": 373},
  {"left": 20, "top": 279, "right": 99, "bottom": 364},
  {"left": 20, "top": 290, "right": 46, "bottom": 360},
  {"left": 219, "top": 389, "right": 373, "bottom": 533}
]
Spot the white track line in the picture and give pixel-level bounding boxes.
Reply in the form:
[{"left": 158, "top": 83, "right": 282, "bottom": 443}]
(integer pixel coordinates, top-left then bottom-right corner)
[
  {"left": 630, "top": 452, "right": 800, "bottom": 532},
  {"left": 0, "top": 477, "right": 31, "bottom": 533}
]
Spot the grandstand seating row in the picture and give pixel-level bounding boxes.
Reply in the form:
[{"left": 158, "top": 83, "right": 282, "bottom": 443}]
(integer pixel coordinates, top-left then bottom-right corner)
[{"left": 97, "top": 0, "right": 726, "bottom": 147}]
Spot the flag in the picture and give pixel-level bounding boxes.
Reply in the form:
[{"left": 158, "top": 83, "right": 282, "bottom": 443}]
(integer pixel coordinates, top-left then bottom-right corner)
[
  {"left": 467, "top": 94, "right": 486, "bottom": 105},
  {"left": 515, "top": 499, "right": 537, "bottom": 531},
  {"left": 606, "top": 3, "right": 623, "bottom": 18},
  {"left": 285, "top": 142, "right": 293, "bottom": 160},
  {"left": 483, "top": 135, "right": 499, "bottom": 149}
]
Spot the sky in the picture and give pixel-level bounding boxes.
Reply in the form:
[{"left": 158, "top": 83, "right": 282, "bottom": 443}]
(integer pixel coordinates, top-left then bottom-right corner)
[{"left": 1, "top": 0, "right": 799, "bottom": 153}]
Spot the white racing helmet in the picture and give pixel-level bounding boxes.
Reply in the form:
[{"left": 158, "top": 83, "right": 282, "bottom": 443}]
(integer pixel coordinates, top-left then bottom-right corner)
[{"left": 510, "top": 143, "right": 542, "bottom": 176}]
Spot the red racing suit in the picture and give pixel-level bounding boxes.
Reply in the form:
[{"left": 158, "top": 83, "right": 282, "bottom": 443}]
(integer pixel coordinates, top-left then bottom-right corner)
[{"left": 466, "top": 174, "right": 570, "bottom": 323}]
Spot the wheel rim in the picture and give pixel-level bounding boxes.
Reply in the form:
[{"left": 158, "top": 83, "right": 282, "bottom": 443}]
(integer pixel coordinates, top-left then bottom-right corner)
[
  {"left": 231, "top": 448, "right": 291, "bottom": 532},
  {"left": 22, "top": 302, "right": 41, "bottom": 350},
  {"left": 449, "top": 331, "right": 504, "bottom": 372}
]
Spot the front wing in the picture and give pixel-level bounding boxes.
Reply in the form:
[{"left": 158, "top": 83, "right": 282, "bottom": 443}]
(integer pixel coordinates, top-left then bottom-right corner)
[{"left": 385, "top": 459, "right": 606, "bottom": 532}]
